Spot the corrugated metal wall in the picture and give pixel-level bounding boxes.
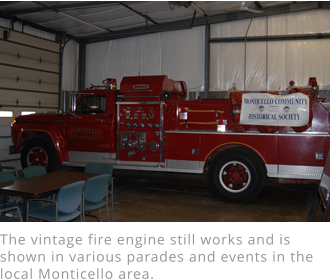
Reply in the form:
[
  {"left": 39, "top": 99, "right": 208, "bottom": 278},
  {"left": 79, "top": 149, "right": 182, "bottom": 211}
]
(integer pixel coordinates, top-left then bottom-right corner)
[
  {"left": 85, "top": 26, "right": 205, "bottom": 92},
  {"left": 85, "top": 9, "right": 330, "bottom": 93},
  {"left": 210, "top": 9, "right": 330, "bottom": 91}
]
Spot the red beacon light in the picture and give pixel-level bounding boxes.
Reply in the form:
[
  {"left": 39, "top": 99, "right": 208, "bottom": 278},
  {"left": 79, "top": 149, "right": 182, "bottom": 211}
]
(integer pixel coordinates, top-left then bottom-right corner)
[
  {"left": 309, "top": 77, "right": 316, "bottom": 86},
  {"left": 308, "top": 77, "right": 318, "bottom": 91},
  {"left": 286, "top": 80, "right": 295, "bottom": 90},
  {"left": 105, "top": 78, "right": 117, "bottom": 89}
]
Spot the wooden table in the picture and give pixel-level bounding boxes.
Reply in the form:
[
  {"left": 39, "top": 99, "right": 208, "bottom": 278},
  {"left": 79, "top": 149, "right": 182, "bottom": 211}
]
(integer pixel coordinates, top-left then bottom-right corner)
[{"left": 0, "top": 170, "right": 98, "bottom": 221}]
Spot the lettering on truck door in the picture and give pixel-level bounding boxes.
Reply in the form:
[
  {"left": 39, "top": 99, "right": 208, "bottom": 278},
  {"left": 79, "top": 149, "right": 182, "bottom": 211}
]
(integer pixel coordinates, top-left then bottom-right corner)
[{"left": 65, "top": 95, "right": 111, "bottom": 152}]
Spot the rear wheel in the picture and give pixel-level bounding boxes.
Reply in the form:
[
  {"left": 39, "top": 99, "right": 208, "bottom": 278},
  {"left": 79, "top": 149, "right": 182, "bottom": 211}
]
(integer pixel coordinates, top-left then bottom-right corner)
[
  {"left": 208, "top": 148, "right": 266, "bottom": 203},
  {"left": 21, "top": 138, "right": 60, "bottom": 173}
]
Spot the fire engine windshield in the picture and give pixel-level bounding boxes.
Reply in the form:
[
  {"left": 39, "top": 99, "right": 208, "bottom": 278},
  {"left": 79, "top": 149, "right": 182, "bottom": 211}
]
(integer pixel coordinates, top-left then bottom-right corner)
[{"left": 75, "top": 95, "right": 106, "bottom": 115}]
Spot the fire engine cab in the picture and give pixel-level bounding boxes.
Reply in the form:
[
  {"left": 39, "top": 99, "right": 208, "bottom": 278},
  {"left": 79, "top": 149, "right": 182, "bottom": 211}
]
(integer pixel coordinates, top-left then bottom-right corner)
[{"left": 10, "top": 75, "right": 330, "bottom": 203}]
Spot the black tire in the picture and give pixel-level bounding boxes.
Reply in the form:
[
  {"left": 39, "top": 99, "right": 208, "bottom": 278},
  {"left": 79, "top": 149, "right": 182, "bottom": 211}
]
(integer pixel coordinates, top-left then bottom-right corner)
[
  {"left": 208, "top": 148, "right": 266, "bottom": 203},
  {"left": 21, "top": 138, "right": 60, "bottom": 173}
]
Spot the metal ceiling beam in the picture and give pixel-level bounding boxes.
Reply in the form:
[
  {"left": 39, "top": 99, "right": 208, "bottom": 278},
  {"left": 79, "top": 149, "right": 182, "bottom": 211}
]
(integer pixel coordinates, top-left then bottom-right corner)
[
  {"left": 5, "top": 1, "right": 117, "bottom": 16},
  {"left": 33, "top": 1, "right": 113, "bottom": 34},
  {"left": 84, "top": 1, "right": 329, "bottom": 44},
  {"left": 0, "top": 11, "right": 70, "bottom": 41},
  {"left": 210, "top": 33, "right": 330, "bottom": 43},
  {"left": 119, "top": 2, "right": 159, "bottom": 25}
]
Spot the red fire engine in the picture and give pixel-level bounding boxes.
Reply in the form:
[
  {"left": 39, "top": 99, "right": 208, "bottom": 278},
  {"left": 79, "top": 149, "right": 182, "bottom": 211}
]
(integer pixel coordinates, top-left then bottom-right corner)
[{"left": 10, "top": 75, "right": 330, "bottom": 203}]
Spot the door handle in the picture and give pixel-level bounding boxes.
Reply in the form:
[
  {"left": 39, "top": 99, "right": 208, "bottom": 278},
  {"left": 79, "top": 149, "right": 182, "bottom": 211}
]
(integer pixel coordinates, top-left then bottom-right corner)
[{"left": 95, "top": 119, "right": 104, "bottom": 122}]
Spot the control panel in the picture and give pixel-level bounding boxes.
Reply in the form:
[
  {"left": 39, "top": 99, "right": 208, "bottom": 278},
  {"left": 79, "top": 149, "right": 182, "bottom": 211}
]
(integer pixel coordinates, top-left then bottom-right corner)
[{"left": 118, "top": 102, "right": 162, "bottom": 162}]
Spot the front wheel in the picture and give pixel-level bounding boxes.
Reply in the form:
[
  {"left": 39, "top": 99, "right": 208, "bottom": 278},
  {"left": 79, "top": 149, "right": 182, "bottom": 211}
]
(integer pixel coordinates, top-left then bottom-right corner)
[
  {"left": 21, "top": 138, "right": 60, "bottom": 173},
  {"left": 208, "top": 148, "right": 266, "bottom": 203}
]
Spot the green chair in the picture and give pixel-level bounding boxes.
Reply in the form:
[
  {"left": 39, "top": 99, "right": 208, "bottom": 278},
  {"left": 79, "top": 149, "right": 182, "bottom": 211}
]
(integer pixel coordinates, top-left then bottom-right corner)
[
  {"left": 0, "top": 172, "right": 18, "bottom": 209},
  {"left": 82, "top": 174, "right": 111, "bottom": 222},
  {"left": 0, "top": 206, "right": 22, "bottom": 222},
  {"left": 0, "top": 171, "right": 17, "bottom": 183},
  {"left": 23, "top": 166, "right": 47, "bottom": 178},
  {"left": 0, "top": 163, "right": 18, "bottom": 177},
  {"left": 84, "top": 163, "right": 114, "bottom": 220},
  {"left": 27, "top": 180, "right": 85, "bottom": 222}
]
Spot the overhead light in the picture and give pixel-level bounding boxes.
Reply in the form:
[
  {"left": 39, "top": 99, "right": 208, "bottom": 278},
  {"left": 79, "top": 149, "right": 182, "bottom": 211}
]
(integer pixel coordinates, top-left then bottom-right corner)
[
  {"left": 169, "top": 2, "right": 190, "bottom": 8},
  {"left": 169, "top": 1, "right": 207, "bottom": 16},
  {"left": 238, "top": 1, "right": 264, "bottom": 14}
]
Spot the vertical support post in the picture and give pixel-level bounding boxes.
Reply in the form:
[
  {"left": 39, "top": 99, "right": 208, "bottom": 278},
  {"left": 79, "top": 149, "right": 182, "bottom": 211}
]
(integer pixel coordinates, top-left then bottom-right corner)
[
  {"left": 244, "top": 14, "right": 255, "bottom": 91},
  {"left": 204, "top": 24, "right": 210, "bottom": 96},
  {"left": 78, "top": 38, "right": 86, "bottom": 92},
  {"left": 58, "top": 40, "right": 64, "bottom": 111},
  {"left": 58, "top": 35, "right": 71, "bottom": 111},
  {"left": 266, "top": 16, "right": 268, "bottom": 91}
]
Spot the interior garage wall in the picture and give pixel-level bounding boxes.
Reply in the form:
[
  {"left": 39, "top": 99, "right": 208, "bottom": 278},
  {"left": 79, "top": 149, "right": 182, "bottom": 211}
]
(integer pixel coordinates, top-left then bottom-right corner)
[
  {"left": 0, "top": 20, "right": 60, "bottom": 169},
  {"left": 85, "top": 9, "right": 330, "bottom": 94},
  {"left": 62, "top": 40, "right": 79, "bottom": 92},
  {"left": 85, "top": 26, "right": 205, "bottom": 92},
  {"left": 210, "top": 9, "right": 330, "bottom": 91}
]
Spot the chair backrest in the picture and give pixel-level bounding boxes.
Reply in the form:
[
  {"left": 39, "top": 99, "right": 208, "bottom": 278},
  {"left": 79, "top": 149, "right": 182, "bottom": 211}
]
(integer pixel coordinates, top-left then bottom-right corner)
[
  {"left": 0, "top": 206, "right": 22, "bottom": 222},
  {"left": 0, "top": 172, "right": 17, "bottom": 183},
  {"left": 84, "top": 163, "right": 113, "bottom": 176},
  {"left": 57, "top": 181, "right": 85, "bottom": 214},
  {"left": 0, "top": 164, "right": 18, "bottom": 177},
  {"left": 0, "top": 172, "right": 17, "bottom": 204},
  {"left": 84, "top": 174, "right": 110, "bottom": 203},
  {"left": 23, "top": 166, "right": 47, "bottom": 178}
]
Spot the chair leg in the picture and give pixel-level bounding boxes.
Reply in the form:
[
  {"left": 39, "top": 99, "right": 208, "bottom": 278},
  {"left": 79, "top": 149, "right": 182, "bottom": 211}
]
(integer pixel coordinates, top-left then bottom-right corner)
[
  {"left": 322, "top": 207, "right": 329, "bottom": 222},
  {"left": 105, "top": 190, "right": 110, "bottom": 222},
  {"left": 106, "top": 204, "right": 110, "bottom": 222},
  {"left": 98, "top": 208, "right": 101, "bottom": 222},
  {"left": 314, "top": 200, "right": 322, "bottom": 222},
  {"left": 110, "top": 195, "right": 114, "bottom": 220},
  {"left": 109, "top": 183, "right": 114, "bottom": 220},
  {"left": 26, "top": 201, "right": 29, "bottom": 222}
]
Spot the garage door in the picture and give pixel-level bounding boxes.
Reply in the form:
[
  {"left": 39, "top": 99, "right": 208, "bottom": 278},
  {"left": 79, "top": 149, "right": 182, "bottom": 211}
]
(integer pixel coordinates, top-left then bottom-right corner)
[{"left": 0, "top": 27, "right": 60, "bottom": 170}]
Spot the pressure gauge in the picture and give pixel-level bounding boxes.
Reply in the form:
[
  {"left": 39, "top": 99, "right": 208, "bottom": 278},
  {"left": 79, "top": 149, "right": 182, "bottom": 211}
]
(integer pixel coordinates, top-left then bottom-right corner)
[
  {"left": 133, "top": 122, "right": 138, "bottom": 128},
  {"left": 149, "top": 141, "right": 159, "bottom": 152},
  {"left": 147, "top": 123, "right": 153, "bottom": 128},
  {"left": 154, "top": 122, "right": 160, "bottom": 129},
  {"left": 126, "top": 122, "right": 131, "bottom": 128}
]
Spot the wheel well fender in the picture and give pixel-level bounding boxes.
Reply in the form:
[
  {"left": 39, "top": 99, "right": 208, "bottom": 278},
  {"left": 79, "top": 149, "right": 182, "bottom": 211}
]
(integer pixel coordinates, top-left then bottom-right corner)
[
  {"left": 204, "top": 144, "right": 267, "bottom": 175},
  {"left": 18, "top": 129, "right": 68, "bottom": 164}
]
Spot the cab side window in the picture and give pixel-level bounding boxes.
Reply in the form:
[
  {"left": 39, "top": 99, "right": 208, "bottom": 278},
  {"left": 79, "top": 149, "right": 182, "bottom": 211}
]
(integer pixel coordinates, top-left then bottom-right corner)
[{"left": 75, "top": 95, "right": 106, "bottom": 115}]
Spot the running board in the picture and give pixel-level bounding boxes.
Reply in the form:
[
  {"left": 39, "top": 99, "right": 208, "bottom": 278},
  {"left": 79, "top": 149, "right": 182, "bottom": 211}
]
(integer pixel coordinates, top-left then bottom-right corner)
[
  {"left": 63, "top": 151, "right": 204, "bottom": 174},
  {"left": 62, "top": 161, "right": 203, "bottom": 174}
]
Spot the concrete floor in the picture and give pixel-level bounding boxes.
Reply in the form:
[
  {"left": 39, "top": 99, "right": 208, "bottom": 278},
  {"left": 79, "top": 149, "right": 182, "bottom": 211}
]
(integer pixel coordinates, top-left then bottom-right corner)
[{"left": 80, "top": 169, "right": 325, "bottom": 222}]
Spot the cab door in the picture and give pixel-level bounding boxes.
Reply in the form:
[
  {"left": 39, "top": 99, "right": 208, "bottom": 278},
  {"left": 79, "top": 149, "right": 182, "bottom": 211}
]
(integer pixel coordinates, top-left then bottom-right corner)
[{"left": 65, "top": 94, "right": 113, "bottom": 153}]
